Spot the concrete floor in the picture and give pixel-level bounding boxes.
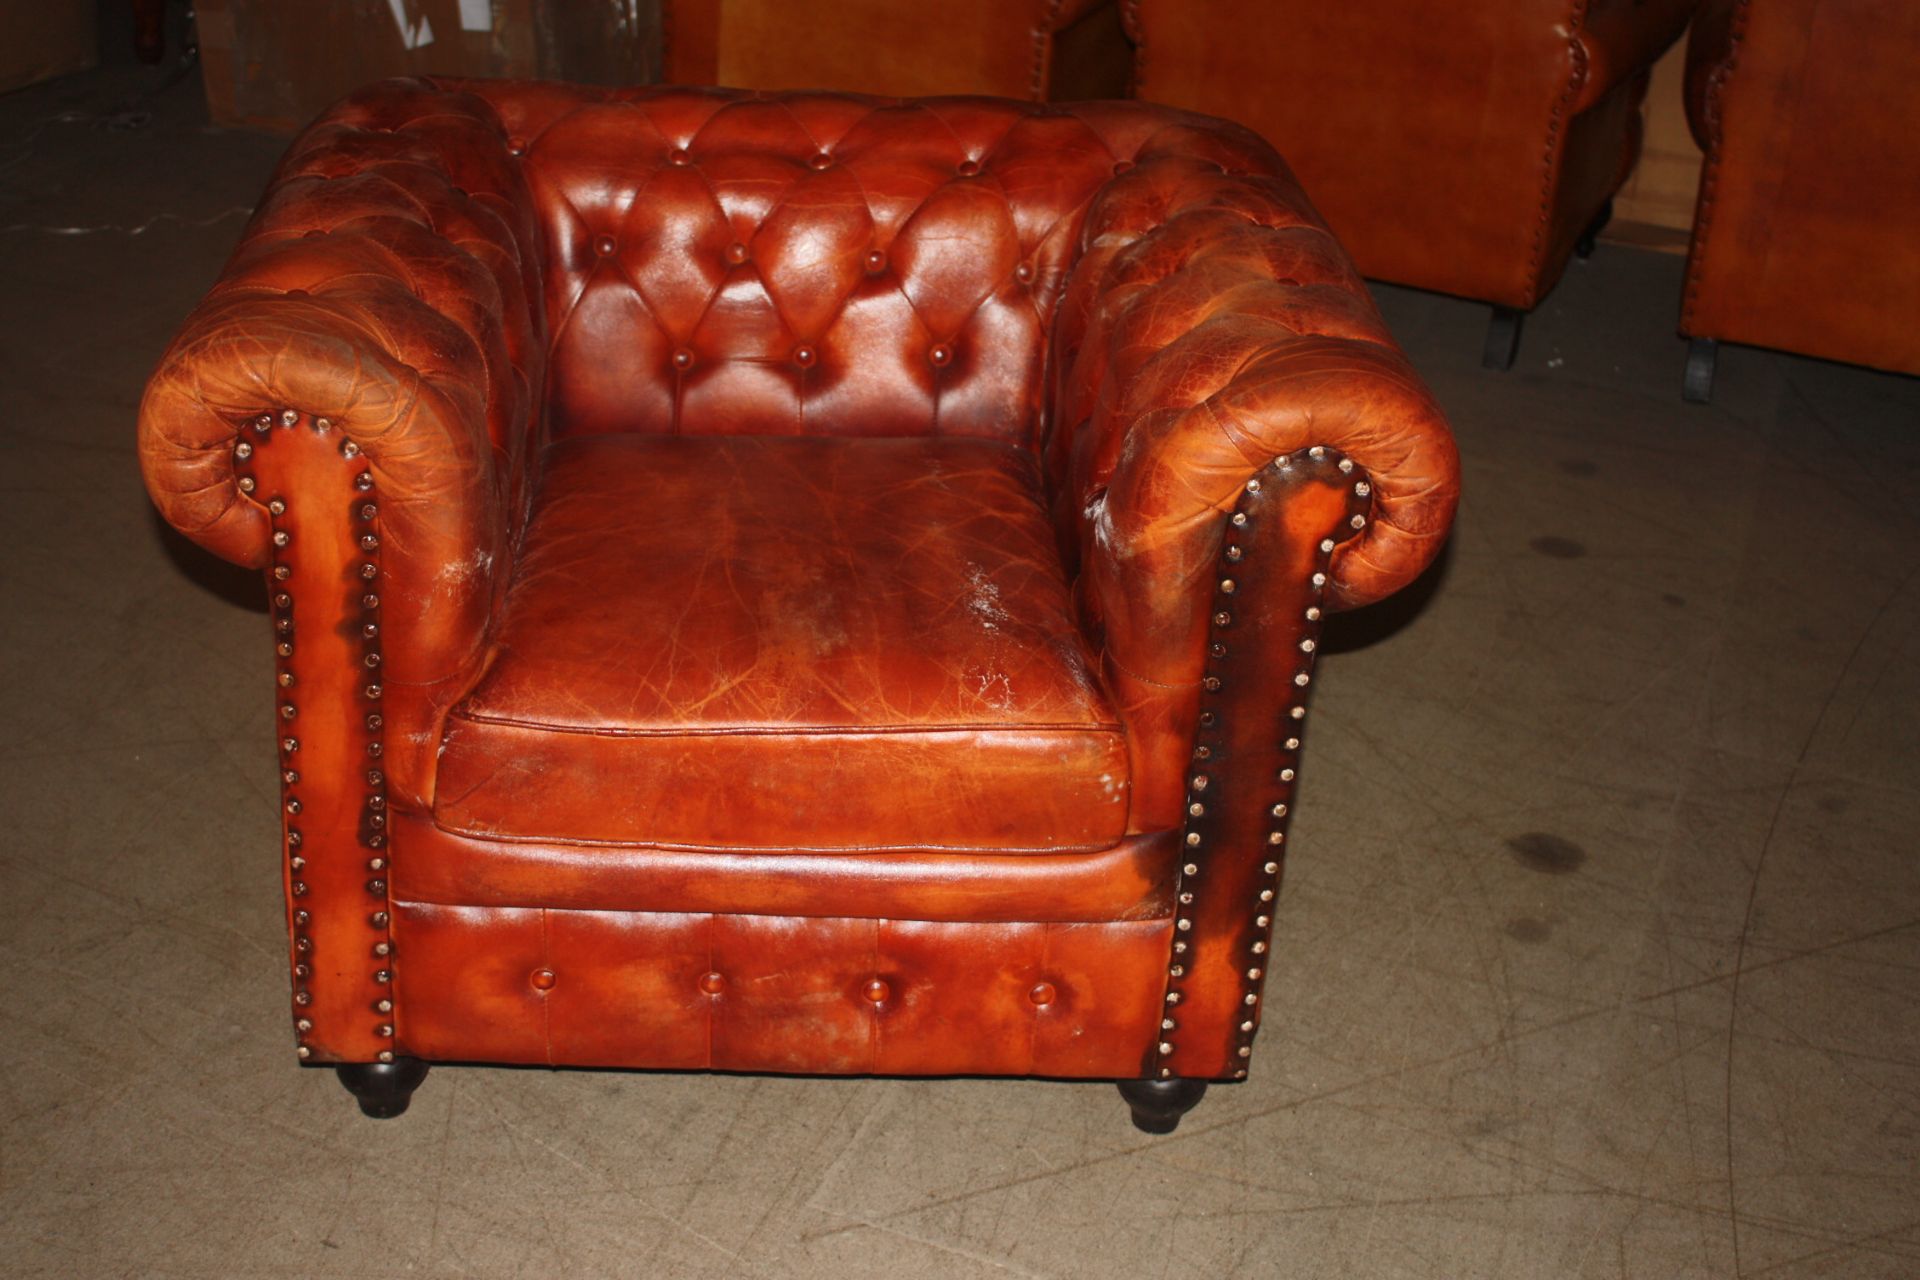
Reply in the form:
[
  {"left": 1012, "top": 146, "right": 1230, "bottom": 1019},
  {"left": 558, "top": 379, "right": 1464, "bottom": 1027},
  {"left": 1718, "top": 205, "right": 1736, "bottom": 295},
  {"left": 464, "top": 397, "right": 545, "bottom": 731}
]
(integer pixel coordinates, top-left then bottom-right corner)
[{"left": 3, "top": 52, "right": 1917, "bottom": 1280}]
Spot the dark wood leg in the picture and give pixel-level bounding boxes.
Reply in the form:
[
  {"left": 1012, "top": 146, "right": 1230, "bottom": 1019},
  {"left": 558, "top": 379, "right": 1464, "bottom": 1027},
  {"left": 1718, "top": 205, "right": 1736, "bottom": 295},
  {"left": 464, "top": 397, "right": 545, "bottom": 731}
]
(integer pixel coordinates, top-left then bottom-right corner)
[
  {"left": 1683, "top": 337, "right": 1718, "bottom": 404},
  {"left": 1482, "top": 305, "right": 1525, "bottom": 371},
  {"left": 1575, "top": 197, "right": 1613, "bottom": 260},
  {"left": 336, "top": 1058, "right": 430, "bottom": 1118},
  {"left": 1117, "top": 1078, "right": 1209, "bottom": 1134}
]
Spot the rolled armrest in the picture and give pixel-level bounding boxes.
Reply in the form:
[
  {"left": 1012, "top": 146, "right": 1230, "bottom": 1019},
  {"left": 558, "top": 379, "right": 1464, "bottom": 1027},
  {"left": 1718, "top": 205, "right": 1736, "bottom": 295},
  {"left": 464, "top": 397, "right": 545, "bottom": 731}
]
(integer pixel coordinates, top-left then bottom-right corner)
[
  {"left": 1683, "top": 0, "right": 1741, "bottom": 151},
  {"left": 138, "top": 78, "right": 546, "bottom": 808},
  {"left": 1572, "top": 0, "right": 1700, "bottom": 114},
  {"left": 1039, "top": 0, "right": 1114, "bottom": 31},
  {"left": 1049, "top": 118, "right": 1459, "bottom": 829}
]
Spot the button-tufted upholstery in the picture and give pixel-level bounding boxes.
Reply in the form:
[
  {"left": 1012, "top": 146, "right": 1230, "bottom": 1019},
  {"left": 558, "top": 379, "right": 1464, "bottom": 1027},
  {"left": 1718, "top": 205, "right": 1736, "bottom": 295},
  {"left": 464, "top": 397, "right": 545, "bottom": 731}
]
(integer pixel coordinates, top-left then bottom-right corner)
[{"left": 137, "top": 79, "right": 1457, "bottom": 1123}]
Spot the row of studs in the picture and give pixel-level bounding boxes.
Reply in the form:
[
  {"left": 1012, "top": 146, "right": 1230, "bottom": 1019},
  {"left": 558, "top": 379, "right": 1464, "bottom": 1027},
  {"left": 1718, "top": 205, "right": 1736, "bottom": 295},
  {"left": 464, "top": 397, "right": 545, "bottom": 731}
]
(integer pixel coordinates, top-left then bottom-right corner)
[
  {"left": 236, "top": 410, "right": 397, "bottom": 1064},
  {"left": 1155, "top": 446, "right": 1371, "bottom": 1081}
]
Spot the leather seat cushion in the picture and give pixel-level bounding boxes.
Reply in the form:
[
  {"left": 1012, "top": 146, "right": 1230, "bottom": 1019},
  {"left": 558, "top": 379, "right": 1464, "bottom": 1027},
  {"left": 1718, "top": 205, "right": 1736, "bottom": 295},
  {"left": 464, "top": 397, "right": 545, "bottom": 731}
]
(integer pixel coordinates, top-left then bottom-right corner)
[{"left": 435, "top": 433, "right": 1129, "bottom": 851}]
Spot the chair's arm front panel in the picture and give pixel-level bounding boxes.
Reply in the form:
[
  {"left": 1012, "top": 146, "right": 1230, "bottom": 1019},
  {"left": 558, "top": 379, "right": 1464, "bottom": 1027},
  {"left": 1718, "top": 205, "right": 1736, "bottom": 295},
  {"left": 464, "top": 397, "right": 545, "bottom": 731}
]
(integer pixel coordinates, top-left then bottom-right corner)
[
  {"left": 236, "top": 417, "right": 399, "bottom": 1064},
  {"left": 1148, "top": 454, "right": 1366, "bottom": 1080}
]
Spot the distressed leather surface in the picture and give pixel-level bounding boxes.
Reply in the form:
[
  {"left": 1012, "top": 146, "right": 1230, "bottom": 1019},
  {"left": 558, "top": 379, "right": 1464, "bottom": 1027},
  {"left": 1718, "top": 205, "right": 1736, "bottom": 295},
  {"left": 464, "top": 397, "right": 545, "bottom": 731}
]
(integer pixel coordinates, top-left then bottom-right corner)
[
  {"left": 437, "top": 433, "right": 1130, "bottom": 850},
  {"left": 390, "top": 812, "right": 1175, "bottom": 922},
  {"left": 136, "top": 79, "right": 1460, "bottom": 1076},
  {"left": 1125, "top": 0, "right": 1695, "bottom": 309},
  {"left": 137, "top": 82, "right": 547, "bottom": 808},
  {"left": 1681, "top": 0, "right": 1920, "bottom": 377},
  {"left": 393, "top": 904, "right": 1174, "bottom": 1076}
]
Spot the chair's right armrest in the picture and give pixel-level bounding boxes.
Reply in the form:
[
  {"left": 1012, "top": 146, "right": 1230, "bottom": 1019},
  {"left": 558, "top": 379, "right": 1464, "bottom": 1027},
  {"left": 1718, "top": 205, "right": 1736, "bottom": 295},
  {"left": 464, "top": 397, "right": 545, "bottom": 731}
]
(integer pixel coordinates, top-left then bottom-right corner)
[
  {"left": 138, "top": 78, "right": 546, "bottom": 811},
  {"left": 1573, "top": 0, "right": 1701, "bottom": 114},
  {"left": 1683, "top": 0, "right": 1742, "bottom": 151}
]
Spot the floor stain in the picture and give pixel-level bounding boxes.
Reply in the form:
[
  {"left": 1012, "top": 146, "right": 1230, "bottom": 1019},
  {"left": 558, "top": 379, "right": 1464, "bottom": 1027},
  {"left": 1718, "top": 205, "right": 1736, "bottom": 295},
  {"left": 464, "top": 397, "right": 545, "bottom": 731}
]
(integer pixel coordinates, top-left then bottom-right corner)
[
  {"left": 1529, "top": 535, "right": 1587, "bottom": 559},
  {"left": 1505, "top": 917, "right": 1554, "bottom": 944},
  {"left": 1558, "top": 460, "right": 1599, "bottom": 477},
  {"left": 1505, "top": 832, "right": 1587, "bottom": 875}
]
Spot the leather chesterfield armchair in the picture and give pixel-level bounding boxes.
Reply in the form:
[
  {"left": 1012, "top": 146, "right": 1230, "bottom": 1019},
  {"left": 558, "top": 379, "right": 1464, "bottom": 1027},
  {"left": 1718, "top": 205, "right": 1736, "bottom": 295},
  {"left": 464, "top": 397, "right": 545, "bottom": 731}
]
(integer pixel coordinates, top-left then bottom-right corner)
[
  {"left": 1124, "top": 0, "right": 1698, "bottom": 368},
  {"left": 1678, "top": 0, "right": 1920, "bottom": 400},
  {"left": 663, "top": 0, "right": 1132, "bottom": 101},
  {"left": 138, "top": 78, "right": 1458, "bottom": 1131}
]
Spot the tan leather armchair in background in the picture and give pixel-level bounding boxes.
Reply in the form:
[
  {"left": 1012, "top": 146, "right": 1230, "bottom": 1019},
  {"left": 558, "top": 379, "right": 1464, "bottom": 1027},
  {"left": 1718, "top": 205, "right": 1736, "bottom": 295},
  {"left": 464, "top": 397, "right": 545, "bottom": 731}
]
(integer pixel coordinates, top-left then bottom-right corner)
[
  {"left": 662, "top": 0, "right": 1132, "bottom": 100},
  {"left": 137, "top": 78, "right": 1458, "bottom": 1132},
  {"left": 1125, "top": 0, "right": 1698, "bottom": 368},
  {"left": 1679, "top": 0, "right": 1920, "bottom": 401}
]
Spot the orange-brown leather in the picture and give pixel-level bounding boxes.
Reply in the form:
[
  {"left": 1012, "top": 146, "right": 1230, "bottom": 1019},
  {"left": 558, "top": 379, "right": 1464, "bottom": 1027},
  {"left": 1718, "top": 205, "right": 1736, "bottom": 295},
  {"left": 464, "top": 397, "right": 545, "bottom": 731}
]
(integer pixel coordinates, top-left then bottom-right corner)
[
  {"left": 393, "top": 905, "right": 1175, "bottom": 1075},
  {"left": 661, "top": 0, "right": 1130, "bottom": 101},
  {"left": 138, "top": 82, "right": 546, "bottom": 810},
  {"left": 436, "top": 433, "right": 1130, "bottom": 850},
  {"left": 136, "top": 79, "right": 1459, "bottom": 1076},
  {"left": 1125, "top": 0, "right": 1696, "bottom": 310},
  {"left": 1680, "top": 0, "right": 1920, "bottom": 377},
  {"left": 390, "top": 812, "right": 1176, "bottom": 921}
]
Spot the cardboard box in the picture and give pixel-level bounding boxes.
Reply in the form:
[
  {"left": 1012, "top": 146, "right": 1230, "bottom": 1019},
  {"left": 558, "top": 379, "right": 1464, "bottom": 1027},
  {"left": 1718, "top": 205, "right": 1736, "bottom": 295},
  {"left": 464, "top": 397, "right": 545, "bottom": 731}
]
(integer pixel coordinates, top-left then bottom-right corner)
[
  {"left": 1606, "top": 39, "right": 1704, "bottom": 253},
  {"left": 0, "top": 1, "right": 98, "bottom": 95},
  {"left": 196, "top": 0, "right": 659, "bottom": 133}
]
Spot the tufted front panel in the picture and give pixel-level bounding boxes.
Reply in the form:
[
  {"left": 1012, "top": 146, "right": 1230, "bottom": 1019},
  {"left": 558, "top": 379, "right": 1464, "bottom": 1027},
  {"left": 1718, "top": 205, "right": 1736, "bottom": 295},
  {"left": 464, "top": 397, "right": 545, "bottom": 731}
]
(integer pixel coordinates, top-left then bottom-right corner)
[
  {"left": 392, "top": 902, "right": 1174, "bottom": 1076},
  {"left": 443, "top": 81, "right": 1254, "bottom": 443}
]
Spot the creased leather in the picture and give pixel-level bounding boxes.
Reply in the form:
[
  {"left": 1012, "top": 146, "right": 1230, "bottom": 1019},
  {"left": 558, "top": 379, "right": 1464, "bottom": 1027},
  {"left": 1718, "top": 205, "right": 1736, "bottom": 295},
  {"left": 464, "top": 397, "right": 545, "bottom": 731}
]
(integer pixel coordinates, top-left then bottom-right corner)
[
  {"left": 1045, "top": 139, "right": 1460, "bottom": 828},
  {"left": 137, "top": 81, "right": 549, "bottom": 805},
  {"left": 436, "top": 433, "right": 1130, "bottom": 850},
  {"left": 141, "top": 77, "right": 1459, "bottom": 839},
  {"left": 139, "top": 79, "right": 1463, "bottom": 1078}
]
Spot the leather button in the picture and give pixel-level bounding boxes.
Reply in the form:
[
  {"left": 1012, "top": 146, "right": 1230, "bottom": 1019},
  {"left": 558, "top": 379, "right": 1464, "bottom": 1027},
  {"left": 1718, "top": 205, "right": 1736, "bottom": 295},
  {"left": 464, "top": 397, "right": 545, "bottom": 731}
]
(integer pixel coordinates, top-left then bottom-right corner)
[
  {"left": 725, "top": 242, "right": 749, "bottom": 265},
  {"left": 928, "top": 343, "right": 953, "bottom": 368},
  {"left": 529, "top": 967, "right": 557, "bottom": 991},
  {"left": 809, "top": 151, "right": 833, "bottom": 170},
  {"left": 956, "top": 158, "right": 980, "bottom": 177},
  {"left": 506, "top": 136, "right": 526, "bottom": 157},
  {"left": 1112, "top": 159, "right": 1134, "bottom": 174},
  {"left": 792, "top": 344, "right": 817, "bottom": 368},
  {"left": 671, "top": 348, "right": 695, "bottom": 371},
  {"left": 863, "top": 248, "right": 887, "bottom": 274},
  {"left": 593, "top": 234, "right": 616, "bottom": 256},
  {"left": 669, "top": 146, "right": 690, "bottom": 165},
  {"left": 863, "top": 979, "right": 890, "bottom": 1004},
  {"left": 1014, "top": 263, "right": 1034, "bottom": 284},
  {"left": 699, "top": 971, "right": 726, "bottom": 995},
  {"left": 1029, "top": 982, "right": 1056, "bottom": 1007}
]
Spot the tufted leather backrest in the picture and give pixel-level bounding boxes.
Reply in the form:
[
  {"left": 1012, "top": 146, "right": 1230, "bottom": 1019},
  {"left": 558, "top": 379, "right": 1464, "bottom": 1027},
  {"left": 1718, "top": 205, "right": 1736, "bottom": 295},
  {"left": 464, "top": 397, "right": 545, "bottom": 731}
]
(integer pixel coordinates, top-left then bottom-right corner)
[{"left": 441, "top": 82, "right": 1238, "bottom": 443}]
